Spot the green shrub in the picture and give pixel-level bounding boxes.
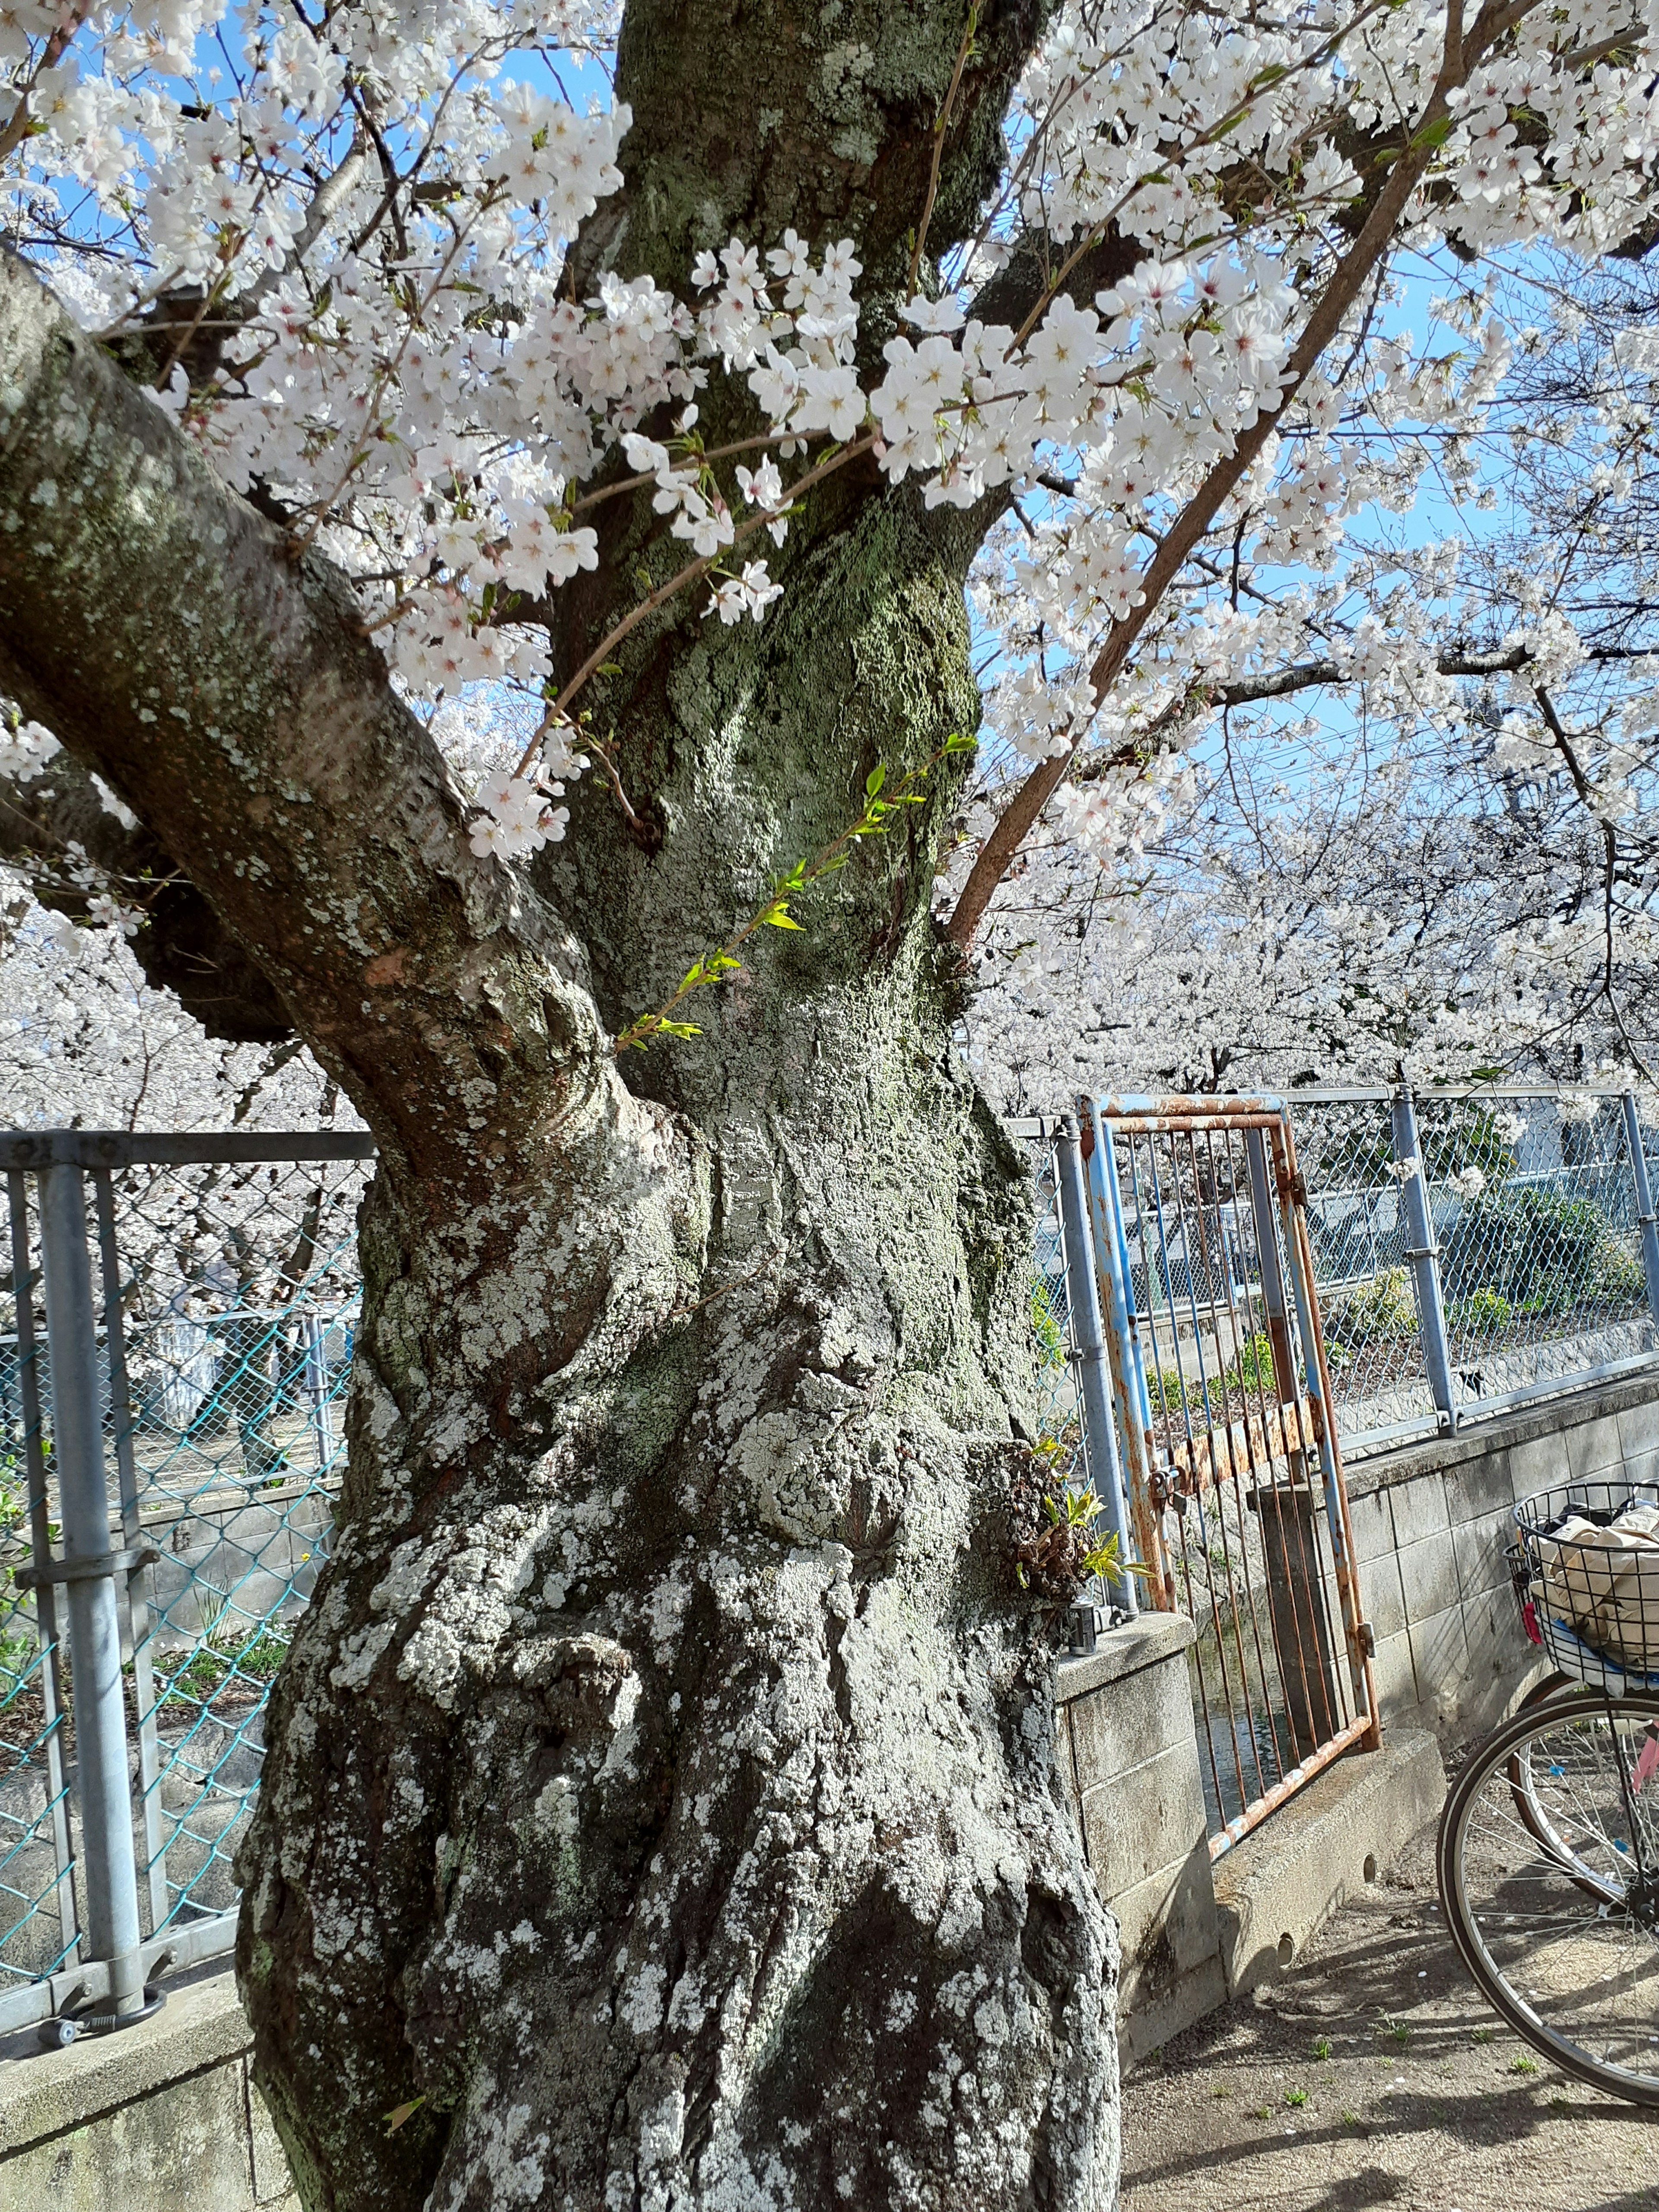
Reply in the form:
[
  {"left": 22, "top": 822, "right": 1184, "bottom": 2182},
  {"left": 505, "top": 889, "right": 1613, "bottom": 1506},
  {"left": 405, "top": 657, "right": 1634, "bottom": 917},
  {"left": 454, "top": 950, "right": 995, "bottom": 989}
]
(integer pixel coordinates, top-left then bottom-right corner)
[
  {"left": 1443, "top": 1185, "right": 1644, "bottom": 1316},
  {"left": 1331, "top": 1266, "right": 1417, "bottom": 1345},
  {"left": 1147, "top": 1368, "right": 1187, "bottom": 1417},
  {"left": 1231, "top": 1331, "right": 1278, "bottom": 1395},
  {"left": 1447, "top": 1287, "right": 1511, "bottom": 1339}
]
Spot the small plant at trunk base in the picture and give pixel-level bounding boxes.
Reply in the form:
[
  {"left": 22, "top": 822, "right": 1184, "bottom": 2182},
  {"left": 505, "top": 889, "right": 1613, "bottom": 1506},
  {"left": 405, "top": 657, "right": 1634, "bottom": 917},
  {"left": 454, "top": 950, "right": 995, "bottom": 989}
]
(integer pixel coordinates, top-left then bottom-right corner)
[
  {"left": 1007, "top": 1455, "right": 1148, "bottom": 1606},
  {"left": 614, "top": 735, "right": 975, "bottom": 1053}
]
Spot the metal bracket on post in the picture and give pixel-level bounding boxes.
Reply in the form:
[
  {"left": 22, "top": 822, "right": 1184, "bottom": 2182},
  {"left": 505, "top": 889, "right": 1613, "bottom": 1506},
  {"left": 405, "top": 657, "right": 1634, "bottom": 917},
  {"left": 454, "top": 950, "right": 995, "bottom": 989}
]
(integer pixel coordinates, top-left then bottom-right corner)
[
  {"left": 1055, "top": 1115, "right": 1137, "bottom": 1621},
  {"left": 1390, "top": 1088, "right": 1459, "bottom": 1437},
  {"left": 1622, "top": 1093, "right": 1659, "bottom": 1333},
  {"left": 37, "top": 1162, "right": 151, "bottom": 2030}
]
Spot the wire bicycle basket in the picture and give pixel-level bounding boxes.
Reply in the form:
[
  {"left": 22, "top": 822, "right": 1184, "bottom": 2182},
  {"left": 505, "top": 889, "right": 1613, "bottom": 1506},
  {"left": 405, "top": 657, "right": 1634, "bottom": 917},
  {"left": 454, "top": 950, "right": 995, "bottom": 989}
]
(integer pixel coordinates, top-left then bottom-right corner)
[{"left": 1513, "top": 1480, "right": 1659, "bottom": 1694}]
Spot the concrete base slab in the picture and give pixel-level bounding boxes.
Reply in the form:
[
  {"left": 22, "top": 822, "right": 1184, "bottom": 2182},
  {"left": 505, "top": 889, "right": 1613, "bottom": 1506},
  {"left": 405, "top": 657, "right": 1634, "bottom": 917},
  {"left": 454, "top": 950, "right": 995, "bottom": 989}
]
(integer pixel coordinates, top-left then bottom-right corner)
[
  {"left": 0, "top": 1972, "right": 296, "bottom": 2212},
  {"left": 1211, "top": 1728, "right": 1445, "bottom": 1996}
]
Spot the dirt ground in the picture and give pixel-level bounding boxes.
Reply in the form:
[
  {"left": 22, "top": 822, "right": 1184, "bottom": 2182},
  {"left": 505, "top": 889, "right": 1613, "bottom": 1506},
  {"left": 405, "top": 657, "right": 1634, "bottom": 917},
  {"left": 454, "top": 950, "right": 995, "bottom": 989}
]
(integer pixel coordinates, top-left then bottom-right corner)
[{"left": 1122, "top": 1824, "right": 1659, "bottom": 2212}]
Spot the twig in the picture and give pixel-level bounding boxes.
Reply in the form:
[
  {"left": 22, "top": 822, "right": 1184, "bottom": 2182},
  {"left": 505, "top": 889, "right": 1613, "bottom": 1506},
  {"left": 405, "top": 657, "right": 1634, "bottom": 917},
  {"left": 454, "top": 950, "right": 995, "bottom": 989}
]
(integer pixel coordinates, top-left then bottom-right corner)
[{"left": 908, "top": 6, "right": 980, "bottom": 294}]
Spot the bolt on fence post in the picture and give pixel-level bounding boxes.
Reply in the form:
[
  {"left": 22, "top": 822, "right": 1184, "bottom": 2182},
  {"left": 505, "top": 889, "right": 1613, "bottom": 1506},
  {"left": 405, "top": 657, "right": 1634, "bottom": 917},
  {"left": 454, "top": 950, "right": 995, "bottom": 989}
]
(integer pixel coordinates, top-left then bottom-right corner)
[
  {"left": 38, "top": 1162, "right": 147, "bottom": 2019},
  {"left": 1390, "top": 1087, "right": 1459, "bottom": 1437},
  {"left": 1621, "top": 1092, "right": 1659, "bottom": 1332},
  {"left": 1055, "top": 1115, "right": 1137, "bottom": 1621}
]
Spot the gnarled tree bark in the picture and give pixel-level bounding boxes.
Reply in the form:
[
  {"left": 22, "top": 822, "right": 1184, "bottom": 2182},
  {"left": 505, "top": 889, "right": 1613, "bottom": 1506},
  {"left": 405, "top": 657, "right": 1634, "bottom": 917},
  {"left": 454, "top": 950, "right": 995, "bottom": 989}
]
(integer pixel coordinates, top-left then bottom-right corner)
[{"left": 0, "top": 3, "right": 1120, "bottom": 2205}]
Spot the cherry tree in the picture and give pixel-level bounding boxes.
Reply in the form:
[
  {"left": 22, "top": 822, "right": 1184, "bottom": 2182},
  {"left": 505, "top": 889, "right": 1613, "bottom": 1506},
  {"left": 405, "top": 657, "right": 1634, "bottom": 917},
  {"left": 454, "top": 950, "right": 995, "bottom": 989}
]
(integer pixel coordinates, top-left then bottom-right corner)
[
  {"left": 3, "top": 1, "right": 1657, "bottom": 2204},
  {"left": 965, "top": 252, "right": 1659, "bottom": 1112}
]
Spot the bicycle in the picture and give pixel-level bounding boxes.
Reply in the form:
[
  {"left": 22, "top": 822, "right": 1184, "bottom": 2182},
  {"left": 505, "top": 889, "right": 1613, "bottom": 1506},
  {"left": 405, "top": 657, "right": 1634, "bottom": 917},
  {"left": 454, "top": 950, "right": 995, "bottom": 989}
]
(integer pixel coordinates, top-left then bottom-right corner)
[{"left": 1436, "top": 1478, "right": 1659, "bottom": 2106}]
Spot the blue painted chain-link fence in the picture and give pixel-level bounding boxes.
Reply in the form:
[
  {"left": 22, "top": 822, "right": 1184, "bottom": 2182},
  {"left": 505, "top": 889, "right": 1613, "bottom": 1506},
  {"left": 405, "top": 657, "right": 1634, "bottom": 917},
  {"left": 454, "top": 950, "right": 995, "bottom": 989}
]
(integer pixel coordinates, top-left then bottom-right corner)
[{"left": 1292, "top": 1090, "right": 1659, "bottom": 1450}]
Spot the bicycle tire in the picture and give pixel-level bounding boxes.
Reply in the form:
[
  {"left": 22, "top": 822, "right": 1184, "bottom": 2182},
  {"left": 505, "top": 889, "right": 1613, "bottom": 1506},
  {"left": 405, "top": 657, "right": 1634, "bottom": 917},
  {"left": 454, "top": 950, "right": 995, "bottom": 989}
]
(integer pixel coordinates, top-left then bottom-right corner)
[
  {"left": 1438, "top": 1691, "right": 1659, "bottom": 2107},
  {"left": 1518, "top": 1671, "right": 1580, "bottom": 1708}
]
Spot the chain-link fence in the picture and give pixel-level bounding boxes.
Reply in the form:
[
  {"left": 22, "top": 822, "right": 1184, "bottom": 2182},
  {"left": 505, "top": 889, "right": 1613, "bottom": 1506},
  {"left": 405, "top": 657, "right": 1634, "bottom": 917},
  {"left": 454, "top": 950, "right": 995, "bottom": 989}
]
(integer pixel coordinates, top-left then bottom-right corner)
[
  {"left": 1021, "top": 1087, "right": 1659, "bottom": 1466},
  {"left": 1418, "top": 1093, "right": 1652, "bottom": 1400},
  {"left": 1027, "top": 1128, "right": 1087, "bottom": 1483},
  {"left": 1, "top": 1132, "right": 371, "bottom": 2035},
  {"left": 1290, "top": 1089, "right": 1659, "bottom": 1452},
  {"left": 1290, "top": 1095, "right": 1439, "bottom": 1447}
]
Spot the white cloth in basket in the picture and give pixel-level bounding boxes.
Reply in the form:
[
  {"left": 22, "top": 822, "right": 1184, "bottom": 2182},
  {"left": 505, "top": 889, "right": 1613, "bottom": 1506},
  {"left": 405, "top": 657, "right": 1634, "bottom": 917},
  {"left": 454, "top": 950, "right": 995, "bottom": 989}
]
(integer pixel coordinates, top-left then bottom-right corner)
[{"left": 1535, "top": 1500, "right": 1659, "bottom": 1669}]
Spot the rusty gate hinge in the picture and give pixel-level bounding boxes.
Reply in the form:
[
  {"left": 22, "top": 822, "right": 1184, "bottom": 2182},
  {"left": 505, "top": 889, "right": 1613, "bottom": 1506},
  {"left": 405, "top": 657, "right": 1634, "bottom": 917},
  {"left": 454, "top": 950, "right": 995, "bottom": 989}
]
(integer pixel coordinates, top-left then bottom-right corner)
[
  {"left": 1351, "top": 1619, "right": 1376, "bottom": 1660},
  {"left": 1288, "top": 1169, "right": 1308, "bottom": 1207}
]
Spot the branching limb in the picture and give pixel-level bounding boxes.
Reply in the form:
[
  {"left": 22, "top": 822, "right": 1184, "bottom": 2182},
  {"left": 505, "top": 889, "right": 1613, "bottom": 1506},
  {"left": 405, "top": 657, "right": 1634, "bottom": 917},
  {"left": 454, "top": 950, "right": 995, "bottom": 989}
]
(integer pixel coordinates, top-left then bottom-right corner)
[{"left": 945, "top": 0, "right": 1543, "bottom": 950}]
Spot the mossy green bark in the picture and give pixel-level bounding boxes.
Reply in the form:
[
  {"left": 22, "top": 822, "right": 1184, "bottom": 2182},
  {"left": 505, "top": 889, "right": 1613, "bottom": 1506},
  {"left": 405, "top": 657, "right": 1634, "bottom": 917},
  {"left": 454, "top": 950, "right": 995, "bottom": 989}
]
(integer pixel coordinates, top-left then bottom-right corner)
[{"left": 0, "top": 0, "right": 1121, "bottom": 2199}]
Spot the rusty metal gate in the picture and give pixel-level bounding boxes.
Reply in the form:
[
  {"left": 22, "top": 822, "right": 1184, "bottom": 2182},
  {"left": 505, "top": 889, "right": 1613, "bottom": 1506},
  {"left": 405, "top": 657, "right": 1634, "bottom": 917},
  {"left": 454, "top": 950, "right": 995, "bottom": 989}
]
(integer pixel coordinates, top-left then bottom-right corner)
[{"left": 1068, "top": 1094, "right": 1378, "bottom": 1856}]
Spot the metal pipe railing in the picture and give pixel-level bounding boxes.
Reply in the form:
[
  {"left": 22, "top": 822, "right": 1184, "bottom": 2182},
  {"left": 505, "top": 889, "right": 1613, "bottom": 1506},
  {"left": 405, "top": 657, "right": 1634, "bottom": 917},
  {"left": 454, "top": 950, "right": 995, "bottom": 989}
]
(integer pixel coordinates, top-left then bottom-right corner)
[
  {"left": 1055, "top": 1115, "right": 1137, "bottom": 1621},
  {"left": 1389, "top": 1088, "right": 1459, "bottom": 1437},
  {"left": 1623, "top": 1092, "right": 1659, "bottom": 1332},
  {"left": 34, "top": 1163, "right": 148, "bottom": 2023}
]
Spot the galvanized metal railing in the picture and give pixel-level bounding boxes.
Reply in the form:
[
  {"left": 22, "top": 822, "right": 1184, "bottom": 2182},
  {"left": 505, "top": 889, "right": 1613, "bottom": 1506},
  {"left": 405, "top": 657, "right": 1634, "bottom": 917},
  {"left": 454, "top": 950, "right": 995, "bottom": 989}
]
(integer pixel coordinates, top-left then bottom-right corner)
[{"left": 0, "top": 1129, "right": 372, "bottom": 2040}]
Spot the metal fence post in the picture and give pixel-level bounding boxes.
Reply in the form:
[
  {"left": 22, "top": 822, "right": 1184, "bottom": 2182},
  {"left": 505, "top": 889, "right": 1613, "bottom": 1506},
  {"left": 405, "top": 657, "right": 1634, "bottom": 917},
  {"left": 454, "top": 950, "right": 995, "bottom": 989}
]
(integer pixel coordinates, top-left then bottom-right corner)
[
  {"left": 1622, "top": 1093, "right": 1659, "bottom": 1332},
  {"left": 36, "top": 1163, "right": 147, "bottom": 2021},
  {"left": 1083, "top": 1102, "right": 1173, "bottom": 1609},
  {"left": 1055, "top": 1115, "right": 1137, "bottom": 1621},
  {"left": 1390, "top": 1087, "right": 1459, "bottom": 1436},
  {"left": 305, "top": 1310, "right": 334, "bottom": 1468}
]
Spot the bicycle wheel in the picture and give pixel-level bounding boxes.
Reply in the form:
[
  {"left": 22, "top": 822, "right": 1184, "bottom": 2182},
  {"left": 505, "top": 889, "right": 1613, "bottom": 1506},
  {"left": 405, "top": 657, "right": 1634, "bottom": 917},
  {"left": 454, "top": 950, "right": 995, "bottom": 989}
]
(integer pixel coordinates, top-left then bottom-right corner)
[{"left": 1438, "top": 1692, "right": 1659, "bottom": 2106}]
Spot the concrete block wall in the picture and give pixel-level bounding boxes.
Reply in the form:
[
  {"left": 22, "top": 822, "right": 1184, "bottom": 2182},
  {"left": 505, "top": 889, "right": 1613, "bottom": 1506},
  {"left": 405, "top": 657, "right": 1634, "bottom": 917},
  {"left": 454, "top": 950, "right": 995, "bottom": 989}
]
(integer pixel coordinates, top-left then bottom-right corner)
[
  {"left": 1346, "top": 1370, "right": 1659, "bottom": 1739},
  {"left": 0, "top": 1975, "right": 296, "bottom": 2212},
  {"left": 1055, "top": 1613, "right": 1228, "bottom": 2063}
]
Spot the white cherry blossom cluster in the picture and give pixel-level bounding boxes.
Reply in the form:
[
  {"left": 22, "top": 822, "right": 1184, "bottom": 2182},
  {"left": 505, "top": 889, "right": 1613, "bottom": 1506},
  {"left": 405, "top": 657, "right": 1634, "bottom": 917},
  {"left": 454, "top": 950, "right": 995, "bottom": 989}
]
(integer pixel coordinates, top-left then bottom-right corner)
[
  {"left": 6, "top": 0, "right": 1659, "bottom": 873},
  {"left": 0, "top": 718, "right": 60, "bottom": 782}
]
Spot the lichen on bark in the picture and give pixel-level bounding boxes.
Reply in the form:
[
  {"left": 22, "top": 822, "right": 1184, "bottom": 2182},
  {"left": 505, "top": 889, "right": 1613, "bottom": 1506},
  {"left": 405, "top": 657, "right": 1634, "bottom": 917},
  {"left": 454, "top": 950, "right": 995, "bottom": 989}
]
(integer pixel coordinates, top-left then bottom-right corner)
[{"left": 0, "top": 2, "right": 1122, "bottom": 2201}]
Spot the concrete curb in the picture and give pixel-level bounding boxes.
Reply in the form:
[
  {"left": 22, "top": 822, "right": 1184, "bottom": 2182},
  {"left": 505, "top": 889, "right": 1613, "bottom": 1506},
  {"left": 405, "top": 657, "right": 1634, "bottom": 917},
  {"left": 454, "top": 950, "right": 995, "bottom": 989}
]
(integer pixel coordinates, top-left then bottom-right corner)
[
  {"left": 0, "top": 1972, "right": 296, "bottom": 2211},
  {"left": 1211, "top": 1729, "right": 1446, "bottom": 1994}
]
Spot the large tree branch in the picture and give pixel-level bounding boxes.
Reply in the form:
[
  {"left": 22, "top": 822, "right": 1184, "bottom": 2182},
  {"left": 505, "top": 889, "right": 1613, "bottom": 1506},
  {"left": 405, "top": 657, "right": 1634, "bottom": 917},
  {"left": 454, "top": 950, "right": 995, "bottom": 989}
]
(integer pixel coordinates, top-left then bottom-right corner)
[
  {"left": 944, "top": 0, "right": 1541, "bottom": 950},
  {"left": 0, "top": 250, "right": 604, "bottom": 1189}
]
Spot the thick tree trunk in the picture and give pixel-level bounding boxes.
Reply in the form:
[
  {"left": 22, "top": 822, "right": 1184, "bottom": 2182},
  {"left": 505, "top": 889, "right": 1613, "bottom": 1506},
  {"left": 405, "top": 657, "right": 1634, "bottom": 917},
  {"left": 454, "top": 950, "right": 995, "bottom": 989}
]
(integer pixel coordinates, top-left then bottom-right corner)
[
  {"left": 0, "top": 0, "right": 1122, "bottom": 2191},
  {"left": 237, "top": 476, "right": 1118, "bottom": 2212},
  {"left": 242, "top": 1037, "right": 1116, "bottom": 2211}
]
